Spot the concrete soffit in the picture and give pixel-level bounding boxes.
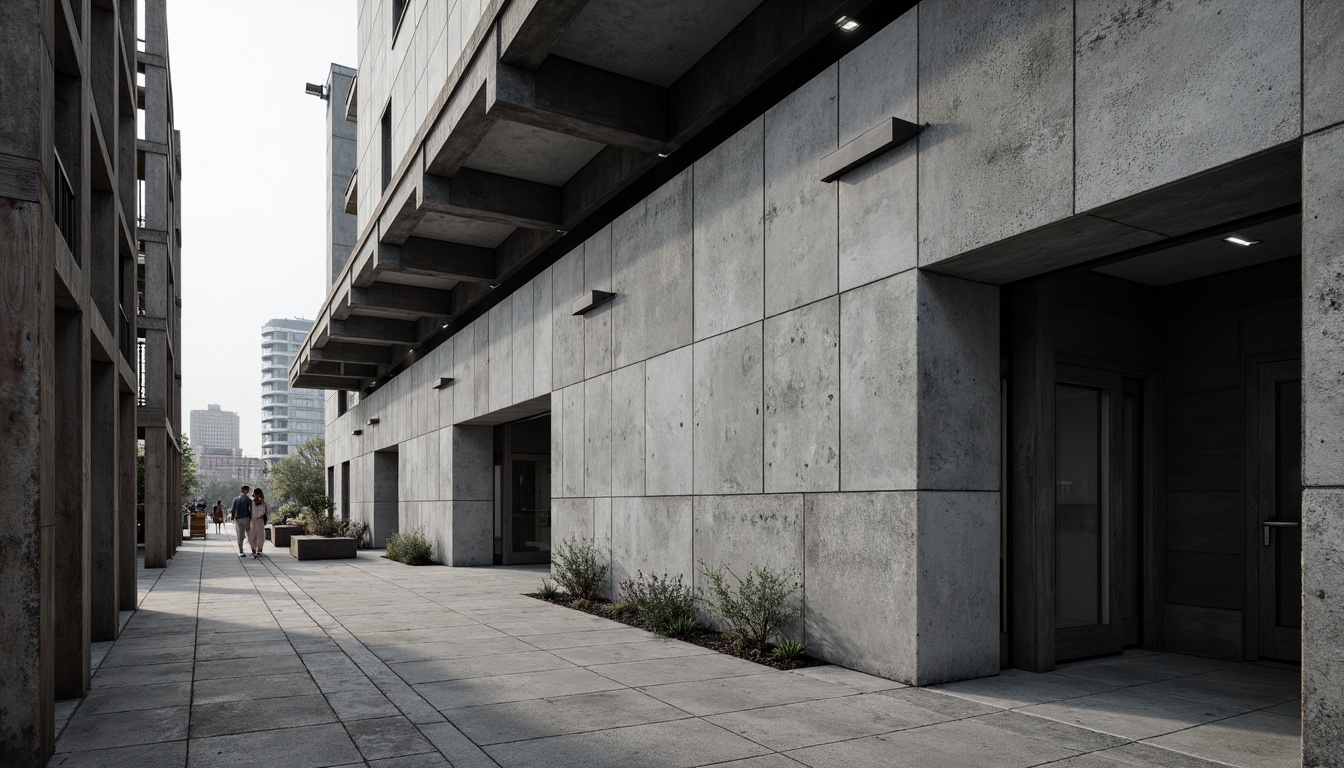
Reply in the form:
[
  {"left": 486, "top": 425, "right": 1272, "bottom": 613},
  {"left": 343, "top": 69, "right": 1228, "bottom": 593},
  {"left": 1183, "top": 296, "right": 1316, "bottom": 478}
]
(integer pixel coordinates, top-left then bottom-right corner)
[{"left": 292, "top": 0, "right": 904, "bottom": 393}]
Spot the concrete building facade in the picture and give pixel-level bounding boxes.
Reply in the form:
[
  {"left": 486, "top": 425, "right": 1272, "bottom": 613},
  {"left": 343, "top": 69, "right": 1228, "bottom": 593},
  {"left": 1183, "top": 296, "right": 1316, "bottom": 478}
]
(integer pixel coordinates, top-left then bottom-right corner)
[
  {"left": 189, "top": 403, "right": 240, "bottom": 456},
  {"left": 291, "top": 1, "right": 1344, "bottom": 764},
  {"left": 261, "top": 318, "right": 325, "bottom": 466},
  {"left": 0, "top": 0, "right": 180, "bottom": 763},
  {"left": 197, "top": 452, "right": 267, "bottom": 484}
]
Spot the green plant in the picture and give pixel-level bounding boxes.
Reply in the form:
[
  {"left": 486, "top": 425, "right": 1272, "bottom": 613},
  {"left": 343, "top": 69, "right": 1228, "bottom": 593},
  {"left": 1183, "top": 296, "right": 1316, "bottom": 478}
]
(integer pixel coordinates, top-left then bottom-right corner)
[
  {"left": 385, "top": 529, "right": 435, "bottom": 565},
  {"left": 772, "top": 639, "right": 807, "bottom": 661},
  {"left": 302, "top": 512, "right": 345, "bottom": 538},
  {"left": 345, "top": 519, "right": 370, "bottom": 548},
  {"left": 621, "top": 572, "right": 699, "bottom": 637},
  {"left": 537, "top": 578, "right": 559, "bottom": 599},
  {"left": 551, "top": 537, "right": 609, "bottom": 600},
  {"left": 700, "top": 561, "right": 802, "bottom": 651}
]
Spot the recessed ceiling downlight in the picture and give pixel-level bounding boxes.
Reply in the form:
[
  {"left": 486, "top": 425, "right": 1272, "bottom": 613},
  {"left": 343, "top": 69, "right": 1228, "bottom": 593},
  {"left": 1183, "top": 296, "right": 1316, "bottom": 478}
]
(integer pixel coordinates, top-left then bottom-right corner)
[
  {"left": 836, "top": 16, "right": 860, "bottom": 32},
  {"left": 1223, "top": 235, "right": 1260, "bottom": 247}
]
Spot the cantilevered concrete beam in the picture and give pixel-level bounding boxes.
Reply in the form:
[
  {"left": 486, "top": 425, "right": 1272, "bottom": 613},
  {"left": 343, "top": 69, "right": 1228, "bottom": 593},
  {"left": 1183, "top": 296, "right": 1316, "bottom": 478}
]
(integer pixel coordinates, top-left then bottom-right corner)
[
  {"left": 307, "top": 360, "right": 380, "bottom": 379},
  {"left": 293, "top": 373, "right": 369, "bottom": 391},
  {"left": 311, "top": 341, "right": 392, "bottom": 366},
  {"left": 499, "top": 0, "right": 592, "bottom": 70},
  {"left": 329, "top": 316, "right": 420, "bottom": 345},
  {"left": 349, "top": 283, "right": 454, "bottom": 319},
  {"left": 420, "top": 168, "right": 561, "bottom": 230},
  {"left": 491, "top": 57, "right": 670, "bottom": 154},
  {"left": 425, "top": 86, "right": 495, "bottom": 177},
  {"left": 355, "top": 239, "right": 496, "bottom": 287}
]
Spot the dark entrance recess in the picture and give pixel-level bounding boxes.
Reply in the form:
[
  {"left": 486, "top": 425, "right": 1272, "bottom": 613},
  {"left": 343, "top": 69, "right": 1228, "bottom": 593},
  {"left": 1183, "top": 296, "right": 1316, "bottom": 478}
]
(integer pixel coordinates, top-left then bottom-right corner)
[{"left": 493, "top": 414, "right": 551, "bottom": 565}]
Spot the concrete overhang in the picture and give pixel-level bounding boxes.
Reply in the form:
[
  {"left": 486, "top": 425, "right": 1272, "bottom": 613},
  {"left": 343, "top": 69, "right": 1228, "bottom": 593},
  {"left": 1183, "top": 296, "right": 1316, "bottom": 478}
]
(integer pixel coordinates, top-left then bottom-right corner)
[
  {"left": 344, "top": 73, "right": 358, "bottom": 122},
  {"left": 344, "top": 170, "right": 357, "bottom": 215}
]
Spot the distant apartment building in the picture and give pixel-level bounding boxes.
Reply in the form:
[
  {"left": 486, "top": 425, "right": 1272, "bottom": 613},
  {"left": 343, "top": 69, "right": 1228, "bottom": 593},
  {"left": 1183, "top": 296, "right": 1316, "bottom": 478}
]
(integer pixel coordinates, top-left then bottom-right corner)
[
  {"left": 0, "top": 0, "right": 181, "bottom": 763},
  {"left": 198, "top": 453, "right": 267, "bottom": 484},
  {"left": 189, "top": 404, "right": 240, "bottom": 456},
  {"left": 262, "top": 318, "right": 325, "bottom": 466}
]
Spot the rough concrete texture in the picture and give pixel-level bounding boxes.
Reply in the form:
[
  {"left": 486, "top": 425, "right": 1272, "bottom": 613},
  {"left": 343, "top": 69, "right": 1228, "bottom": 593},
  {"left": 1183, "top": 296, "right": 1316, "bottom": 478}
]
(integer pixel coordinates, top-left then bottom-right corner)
[
  {"left": 552, "top": 249, "right": 586, "bottom": 390},
  {"left": 584, "top": 226, "right": 614, "bottom": 378},
  {"left": 764, "top": 66, "right": 838, "bottom": 316},
  {"left": 446, "top": 500, "right": 493, "bottom": 566},
  {"left": 693, "top": 117, "right": 765, "bottom": 341},
  {"left": 1074, "top": 0, "right": 1301, "bottom": 213},
  {"left": 452, "top": 327, "right": 481, "bottom": 422},
  {"left": 488, "top": 298, "right": 513, "bottom": 413},
  {"left": 612, "top": 496, "right": 693, "bottom": 589},
  {"left": 511, "top": 283, "right": 535, "bottom": 403},
  {"left": 560, "top": 383, "right": 585, "bottom": 498},
  {"left": 1305, "top": 0, "right": 1344, "bottom": 133},
  {"left": 805, "top": 492, "right": 918, "bottom": 682},
  {"left": 915, "top": 491, "right": 1000, "bottom": 683},
  {"left": 837, "top": 8, "right": 917, "bottom": 292},
  {"left": 840, "top": 272, "right": 918, "bottom": 491},
  {"left": 643, "top": 346, "right": 693, "bottom": 496},
  {"left": 612, "top": 169, "right": 693, "bottom": 368},
  {"left": 918, "top": 0, "right": 1073, "bottom": 264},
  {"left": 552, "top": 497, "right": 595, "bottom": 548},
  {"left": 533, "top": 267, "right": 554, "bottom": 397},
  {"left": 693, "top": 323, "right": 764, "bottom": 495},
  {"left": 1302, "top": 488, "right": 1344, "bottom": 767},
  {"left": 610, "top": 363, "right": 645, "bottom": 497},
  {"left": 763, "top": 297, "right": 840, "bottom": 493},
  {"left": 584, "top": 373, "right": 612, "bottom": 498},
  {"left": 692, "top": 494, "right": 804, "bottom": 632},
  {"left": 289, "top": 536, "right": 358, "bottom": 560},
  {"left": 1304, "top": 125, "right": 1344, "bottom": 486}
]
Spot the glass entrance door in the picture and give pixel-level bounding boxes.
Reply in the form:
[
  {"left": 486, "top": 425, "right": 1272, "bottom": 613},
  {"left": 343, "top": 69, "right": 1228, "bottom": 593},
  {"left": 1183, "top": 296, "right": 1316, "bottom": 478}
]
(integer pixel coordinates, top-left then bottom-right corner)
[
  {"left": 498, "top": 415, "right": 552, "bottom": 566},
  {"left": 1257, "top": 360, "right": 1301, "bottom": 661}
]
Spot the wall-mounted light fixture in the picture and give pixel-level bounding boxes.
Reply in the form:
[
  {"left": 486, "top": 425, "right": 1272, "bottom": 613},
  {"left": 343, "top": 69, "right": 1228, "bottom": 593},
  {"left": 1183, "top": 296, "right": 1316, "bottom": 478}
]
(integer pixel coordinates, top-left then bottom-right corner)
[
  {"left": 835, "top": 15, "right": 860, "bottom": 32},
  {"left": 352, "top": 429, "right": 363, "bottom": 436},
  {"left": 304, "top": 82, "right": 328, "bottom": 99},
  {"left": 366, "top": 417, "right": 380, "bottom": 425},
  {"left": 432, "top": 377, "right": 454, "bottom": 389},
  {"left": 1223, "top": 235, "right": 1260, "bottom": 247},
  {"left": 572, "top": 290, "right": 616, "bottom": 316},
  {"left": 818, "top": 116, "right": 924, "bottom": 183}
]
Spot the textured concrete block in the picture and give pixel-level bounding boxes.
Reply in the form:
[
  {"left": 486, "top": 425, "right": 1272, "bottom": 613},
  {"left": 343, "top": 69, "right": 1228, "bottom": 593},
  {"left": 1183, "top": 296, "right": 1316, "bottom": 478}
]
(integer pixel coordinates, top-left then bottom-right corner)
[
  {"left": 289, "top": 536, "right": 357, "bottom": 560},
  {"left": 452, "top": 325, "right": 481, "bottom": 423},
  {"left": 840, "top": 273, "right": 917, "bottom": 491},
  {"left": 585, "top": 226, "right": 614, "bottom": 377},
  {"left": 612, "top": 497, "right": 693, "bottom": 587},
  {"left": 838, "top": 8, "right": 917, "bottom": 291},
  {"left": 552, "top": 249, "right": 586, "bottom": 389},
  {"left": 1074, "top": 0, "right": 1301, "bottom": 212},
  {"left": 805, "top": 492, "right": 917, "bottom": 682},
  {"left": 447, "top": 500, "right": 493, "bottom": 566},
  {"left": 560, "top": 383, "right": 585, "bottom": 498},
  {"left": 266, "top": 525, "right": 301, "bottom": 548},
  {"left": 764, "top": 297, "right": 840, "bottom": 493},
  {"left": 473, "top": 320, "right": 491, "bottom": 419},
  {"left": 1304, "top": 488, "right": 1344, "bottom": 766},
  {"left": 399, "top": 432, "right": 439, "bottom": 502},
  {"left": 533, "top": 267, "right": 554, "bottom": 397},
  {"left": 692, "top": 494, "right": 804, "bottom": 632},
  {"left": 1304, "top": 125, "right": 1344, "bottom": 486},
  {"left": 693, "top": 117, "right": 764, "bottom": 340},
  {"left": 610, "top": 363, "right": 645, "bottom": 497},
  {"left": 584, "top": 373, "right": 612, "bottom": 497},
  {"left": 552, "top": 497, "right": 595, "bottom": 547},
  {"left": 764, "top": 66, "right": 838, "bottom": 316},
  {"left": 1305, "top": 0, "right": 1344, "bottom": 133},
  {"left": 448, "top": 426, "right": 493, "bottom": 502},
  {"left": 915, "top": 491, "right": 999, "bottom": 683},
  {"left": 512, "top": 283, "right": 535, "bottom": 403},
  {"left": 645, "top": 346, "right": 693, "bottom": 496},
  {"left": 612, "top": 169, "right": 693, "bottom": 368},
  {"left": 918, "top": 0, "right": 1073, "bottom": 264},
  {"left": 693, "top": 323, "right": 764, "bottom": 495}
]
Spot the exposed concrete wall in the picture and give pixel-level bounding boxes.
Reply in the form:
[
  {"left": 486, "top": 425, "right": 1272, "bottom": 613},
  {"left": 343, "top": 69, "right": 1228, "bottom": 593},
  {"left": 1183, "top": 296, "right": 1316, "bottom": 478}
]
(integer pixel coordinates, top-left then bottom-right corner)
[{"left": 327, "top": 64, "right": 358, "bottom": 288}]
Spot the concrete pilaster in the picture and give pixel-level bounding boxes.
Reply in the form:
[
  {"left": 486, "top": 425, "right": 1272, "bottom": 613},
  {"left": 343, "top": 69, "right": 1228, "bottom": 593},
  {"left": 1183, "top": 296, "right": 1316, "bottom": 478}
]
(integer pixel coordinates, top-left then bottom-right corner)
[
  {"left": 89, "top": 360, "right": 119, "bottom": 641},
  {"left": 118, "top": 391, "right": 137, "bottom": 609},
  {"left": 53, "top": 309, "right": 91, "bottom": 700}
]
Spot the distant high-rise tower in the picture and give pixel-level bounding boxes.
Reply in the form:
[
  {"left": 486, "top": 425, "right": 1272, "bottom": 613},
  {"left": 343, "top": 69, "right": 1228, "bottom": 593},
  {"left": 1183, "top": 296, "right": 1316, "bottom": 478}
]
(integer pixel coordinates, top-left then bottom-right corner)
[
  {"left": 189, "top": 404, "right": 240, "bottom": 456},
  {"left": 261, "top": 319, "right": 325, "bottom": 467}
]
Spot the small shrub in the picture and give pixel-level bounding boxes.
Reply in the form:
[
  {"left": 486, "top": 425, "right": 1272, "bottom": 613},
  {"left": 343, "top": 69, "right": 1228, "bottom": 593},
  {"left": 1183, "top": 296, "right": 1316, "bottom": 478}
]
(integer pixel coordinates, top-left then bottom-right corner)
[
  {"left": 385, "top": 529, "right": 435, "bottom": 565},
  {"left": 537, "top": 579, "right": 559, "bottom": 599},
  {"left": 772, "top": 639, "right": 806, "bottom": 661},
  {"left": 304, "top": 514, "right": 344, "bottom": 538},
  {"left": 551, "top": 537, "right": 608, "bottom": 601},
  {"left": 700, "top": 561, "right": 802, "bottom": 651},
  {"left": 623, "top": 572, "right": 698, "bottom": 637},
  {"left": 344, "top": 519, "right": 370, "bottom": 548}
]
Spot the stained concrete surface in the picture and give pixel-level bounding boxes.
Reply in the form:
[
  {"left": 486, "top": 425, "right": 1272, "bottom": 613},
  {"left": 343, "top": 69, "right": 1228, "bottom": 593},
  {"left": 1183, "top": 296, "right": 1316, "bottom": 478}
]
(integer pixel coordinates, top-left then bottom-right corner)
[{"left": 53, "top": 536, "right": 1301, "bottom": 767}]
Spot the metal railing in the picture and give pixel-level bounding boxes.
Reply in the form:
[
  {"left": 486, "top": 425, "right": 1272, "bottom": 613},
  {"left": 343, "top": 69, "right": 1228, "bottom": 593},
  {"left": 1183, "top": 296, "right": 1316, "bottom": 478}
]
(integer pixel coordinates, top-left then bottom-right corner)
[
  {"left": 136, "top": 338, "right": 147, "bottom": 406},
  {"left": 119, "top": 306, "right": 134, "bottom": 365},
  {"left": 54, "top": 151, "right": 78, "bottom": 261}
]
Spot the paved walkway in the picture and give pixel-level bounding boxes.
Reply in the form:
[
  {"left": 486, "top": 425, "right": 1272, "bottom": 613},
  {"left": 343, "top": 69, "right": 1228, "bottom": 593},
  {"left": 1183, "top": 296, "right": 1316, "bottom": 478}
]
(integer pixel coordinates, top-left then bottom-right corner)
[{"left": 51, "top": 534, "right": 1301, "bottom": 767}]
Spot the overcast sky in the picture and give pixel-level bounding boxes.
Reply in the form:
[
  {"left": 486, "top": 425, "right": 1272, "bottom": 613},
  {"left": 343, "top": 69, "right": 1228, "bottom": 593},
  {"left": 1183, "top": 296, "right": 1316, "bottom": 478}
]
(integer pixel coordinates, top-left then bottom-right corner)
[{"left": 171, "top": 0, "right": 357, "bottom": 457}]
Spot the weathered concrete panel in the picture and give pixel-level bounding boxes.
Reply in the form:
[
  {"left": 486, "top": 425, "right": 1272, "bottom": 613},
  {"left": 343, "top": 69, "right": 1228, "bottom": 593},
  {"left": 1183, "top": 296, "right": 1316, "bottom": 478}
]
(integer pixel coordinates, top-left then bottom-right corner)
[
  {"left": 611, "top": 362, "right": 645, "bottom": 497},
  {"left": 449, "top": 425, "right": 493, "bottom": 502},
  {"left": 400, "top": 432, "right": 439, "bottom": 502},
  {"left": 1304, "top": 125, "right": 1344, "bottom": 487},
  {"left": 915, "top": 491, "right": 1000, "bottom": 683},
  {"left": 552, "top": 496, "right": 595, "bottom": 548},
  {"left": 644, "top": 346, "right": 693, "bottom": 496},
  {"left": 1303, "top": 487, "right": 1344, "bottom": 766},
  {"left": 693, "top": 117, "right": 765, "bottom": 340},
  {"left": 584, "top": 226, "right": 614, "bottom": 377},
  {"left": 764, "top": 66, "right": 838, "bottom": 316},
  {"left": 918, "top": 0, "right": 1073, "bottom": 264},
  {"left": 612, "top": 169, "right": 693, "bottom": 367},
  {"left": 552, "top": 249, "right": 586, "bottom": 389},
  {"left": 612, "top": 496, "right": 693, "bottom": 588},
  {"left": 489, "top": 298, "right": 514, "bottom": 413},
  {"left": 453, "top": 323, "right": 481, "bottom": 422},
  {"left": 693, "top": 323, "right": 764, "bottom": 495},
  {"left": 692, "top": 494, "right": 804, "bottom": 633},
  {"left": 560, "top": 383, "right": 585, "bottom": 498},
  {"left": 837, "top": 8, "right": 917, "bottom": 292},
  {"left": 584, "top": 373, "right": 612, "bottom": 497},
  {"left": 533, "top": 267, "right": 554, "bottom": 397},
  {"left": 512, "top": 282, "right": 535, "bottom": 403},
  {"left": 840, "top": 272, "right": 917, "bottom": 491},
  {"left": 1305, "top": 0, "right": 1344, "bottom": 133},
  {"left": 473, "top": 320, "right": 491, "bottom": 420},
  {"left": 448, "top": 500, "right": 493, "bottom": 566},
  {"left": 593, "top": 496, "right": 613, "bottom": 599},
  {"left": 1074, "top": 0, "right": 1301, "bottom": 212},
  {"left": 763, "top": 297, "right": 839, "bottom": 493},
  {"left": 805, "top": 492, "right": 917, "bottom": 682}
]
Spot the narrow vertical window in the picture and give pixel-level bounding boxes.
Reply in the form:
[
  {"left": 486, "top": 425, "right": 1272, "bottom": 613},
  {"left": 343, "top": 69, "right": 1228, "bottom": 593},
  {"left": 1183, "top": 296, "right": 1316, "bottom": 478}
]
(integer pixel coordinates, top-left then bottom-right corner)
[
  {"left": 391, "top": 0, "right": 406, "bottom": 41},
  {"left": 380, "top": 103, "right": 392, "bottom": 194}
]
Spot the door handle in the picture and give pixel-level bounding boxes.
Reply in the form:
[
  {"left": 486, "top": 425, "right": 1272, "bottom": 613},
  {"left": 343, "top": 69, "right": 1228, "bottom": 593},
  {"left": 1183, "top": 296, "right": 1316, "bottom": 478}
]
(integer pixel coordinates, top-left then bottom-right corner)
[{"left": 1262, "top": 519, "right": 1299, "bottom": 547}]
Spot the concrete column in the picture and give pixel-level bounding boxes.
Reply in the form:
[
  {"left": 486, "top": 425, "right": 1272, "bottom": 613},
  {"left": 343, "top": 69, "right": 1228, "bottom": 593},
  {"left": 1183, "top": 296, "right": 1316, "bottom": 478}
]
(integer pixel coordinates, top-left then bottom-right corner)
[
  {"left": 443, "top": 426, "right": 493, "bottom": 566},
  {"left": 1302, "top": 122, "right": 1344, "bottom": 766},
  {"left": 144, "top": 428, "right": 170, "bottom": 568},
  {"left": 89, "top": 361, "right": 119, "bottom": 641},
  {"left": 118, "top": 391, "right": 137, "bottom": 609},
  {"left": 53, "top": 310, "right": 90, "bottom": 700}
]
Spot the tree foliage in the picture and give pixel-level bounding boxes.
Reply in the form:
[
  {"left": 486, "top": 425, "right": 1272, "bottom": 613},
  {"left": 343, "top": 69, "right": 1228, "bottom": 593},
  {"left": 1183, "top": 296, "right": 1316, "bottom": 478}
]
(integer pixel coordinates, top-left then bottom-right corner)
[
  {"left": 180, "top": 437, "right": 200, "bottom": 502},
  {"left": 268, "top": 436, "right": 329, "bottom": 513}
]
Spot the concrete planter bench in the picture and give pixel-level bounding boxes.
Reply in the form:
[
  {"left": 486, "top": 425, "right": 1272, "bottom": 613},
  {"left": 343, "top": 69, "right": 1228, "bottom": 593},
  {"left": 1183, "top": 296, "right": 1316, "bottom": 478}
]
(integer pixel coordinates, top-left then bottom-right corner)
[
  {"left": 289, "top": 535, "right": 357, "bottom": 561},
  {"left": 267, "top": 524, "right": 302, "bottom": 547}
]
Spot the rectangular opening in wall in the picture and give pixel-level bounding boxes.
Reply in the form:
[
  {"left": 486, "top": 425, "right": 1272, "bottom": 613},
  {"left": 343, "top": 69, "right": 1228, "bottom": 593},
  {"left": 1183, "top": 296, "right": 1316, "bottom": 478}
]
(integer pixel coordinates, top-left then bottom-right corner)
[
  {"left": 380, "top": 103, "right": 392, "bottom": 194},
  {"left": 340, "top": 461, "right": 350, "bottom": 521},
  {"left": 391, "top": 0, "right": 407, "bottom": 42}
]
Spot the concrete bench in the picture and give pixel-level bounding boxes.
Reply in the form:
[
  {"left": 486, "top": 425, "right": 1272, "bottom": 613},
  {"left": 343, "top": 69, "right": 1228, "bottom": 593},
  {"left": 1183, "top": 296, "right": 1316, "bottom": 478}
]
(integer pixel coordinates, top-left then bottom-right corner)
[
  {"left": 289, "top": 535, "right": 357, "bottom": 560},
  {"left": 267, "top": 524, "right": 302, "bottom": 547}
]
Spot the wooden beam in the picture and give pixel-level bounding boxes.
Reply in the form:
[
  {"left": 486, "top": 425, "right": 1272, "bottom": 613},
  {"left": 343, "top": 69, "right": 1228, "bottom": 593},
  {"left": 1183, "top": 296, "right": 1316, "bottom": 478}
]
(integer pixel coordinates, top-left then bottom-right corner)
[
  {"left": 329, "top": 316, "right": 420, "bottom": 345},
  {"left": 499, "top": 0, "right": 592, "bottom": 70},
  {"left": 420, "top": 168, "right": 561, "bottom": 230}
]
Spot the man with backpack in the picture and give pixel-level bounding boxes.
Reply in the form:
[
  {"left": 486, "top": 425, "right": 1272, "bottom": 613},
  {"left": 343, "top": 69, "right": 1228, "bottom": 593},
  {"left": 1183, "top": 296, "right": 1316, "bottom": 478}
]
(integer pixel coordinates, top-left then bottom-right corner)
[{"left": 229, "top": 485, "right": 253, "bottom": 558}]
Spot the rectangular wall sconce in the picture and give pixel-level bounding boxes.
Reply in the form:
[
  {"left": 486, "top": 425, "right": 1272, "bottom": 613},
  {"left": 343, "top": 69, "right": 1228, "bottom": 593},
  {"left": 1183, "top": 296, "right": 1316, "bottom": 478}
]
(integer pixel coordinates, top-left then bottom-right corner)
[
  {"left": 818, "top": 116, "right": 924, "bottom": 182},
  {"left": 352, "top": 429, "right": 363, "bottom": 435},
  {"left": 366, "top": 417, "right": 380, "bottom": 425},
  {"left": 571, "top": 290, "right": 615, "bottom": 315},
  {"left": 432, "top": 377, "right": 454, "bottom": 389}
]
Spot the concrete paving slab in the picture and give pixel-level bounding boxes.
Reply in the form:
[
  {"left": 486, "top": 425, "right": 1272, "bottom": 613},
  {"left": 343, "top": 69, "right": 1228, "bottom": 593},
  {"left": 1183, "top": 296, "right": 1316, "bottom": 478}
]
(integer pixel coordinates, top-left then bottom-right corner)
[
  {"left": 353, "top": 625, "right": 507, "bottom": 646},
  {"left": 1144, "top": 710, "right": 1301, "bottom": 768},
  {"left": 48, "top": 741, "right": 187, "bottom": 768},
  {"left": 548, "top": 637, "right": 714, "bottom": 667},
  {"left": 515, "top": 626, "right": 657, "bottom": 649},
  {"left": 1053, "top": 652, "right": 1239, "bottom": 687},
  {"left": 344, "top": 716, "right": 436, "bottom": 760},
  {"left": 417, "top": 721, "right": 500, "bottom": 768},
  {"left": 590, "top": 652, "right": 769, "bottom": 687},
  {"left": 189, "top": 693, "right": 337, "bottom": 737},
  {"left": 485, "top": 717, "right": 771, "bottom": 768},
  {"left": 787, "top": 713, "right": 1081, "bottom": 768},
  {"left": 99, "top": 644, "right": 195, "bottom": 667},
  {"left": 54, "top": 706, "right": 189, "bottom": 752},
  {"left": 194, "top": 653, "right": 304, "bottom": 681},
  {"left": 1143, "top": 664, "right": 1301, "bottom": 710},
  {"left": 932, "top": 668, "right": 1121, "bottom": 709},
  {"left": 640, "top": 670, "right": 851, "bottom": 716},
  {"left": 445, "top": 688, "right": 689, "bottom": 745},
  {"left": 390, "top": 649, "right": 573, "bottom": 684},
  {"left": 367, "top": 753, "right": 453, "bottom": 768},
  {"left": 76, "top": 681, "right": 192, "bottom": 715},
  {"left": 1021, "top": 686, "right": 1246, "bottom": 741},
  {"left": 416, "top": 666, "right": 625, "bottom": 710},
  {"left": 191, "top": 672, "right": 321, "bottom": 705},
  {"left": 1051, "top": 742, "right": 1243, "bottom": 767},
  {"left": 187, "top": 723, "right": 362, "bottom": 768},
  {"left": 785, "top": 664, "right": 906, "bottom": 693},
  {"left": 708, "top": 691, "right": 958, "bottom": 751},
  {"left": 89, "top": 661, "right": 194, "bottom": 689},
  {"left": 368, "top": 636, "right": 535, "bottom": 663},
  {"left": 326, "top": 689, "right": 405, "bottom": 721}
]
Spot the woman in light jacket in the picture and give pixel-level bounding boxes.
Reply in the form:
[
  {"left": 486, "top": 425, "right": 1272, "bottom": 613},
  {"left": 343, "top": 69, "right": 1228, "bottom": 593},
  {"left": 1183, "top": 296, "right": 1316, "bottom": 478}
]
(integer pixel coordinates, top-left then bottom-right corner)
[{"left": 249, "top": 488, "right": 271, "bottom": 558}]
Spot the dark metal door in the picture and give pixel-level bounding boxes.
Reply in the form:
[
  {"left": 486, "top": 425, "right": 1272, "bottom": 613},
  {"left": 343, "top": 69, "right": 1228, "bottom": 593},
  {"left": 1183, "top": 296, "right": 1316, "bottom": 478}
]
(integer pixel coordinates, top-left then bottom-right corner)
[{"left": 1256, "top": 360, "right": 1301, "bottom": 662}]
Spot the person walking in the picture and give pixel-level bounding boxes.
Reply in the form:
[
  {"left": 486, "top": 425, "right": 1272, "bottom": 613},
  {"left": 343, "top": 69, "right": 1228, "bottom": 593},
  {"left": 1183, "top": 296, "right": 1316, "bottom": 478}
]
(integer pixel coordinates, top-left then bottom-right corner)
[
  {"left": 212, "top": 500, "right": 225, "bottom": 534},
  {"left": 230, "top": 485, "right": 252, "bottom": 558},
  {"left": 249, "top": 488, "right": 271, "bottom": 559}
]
